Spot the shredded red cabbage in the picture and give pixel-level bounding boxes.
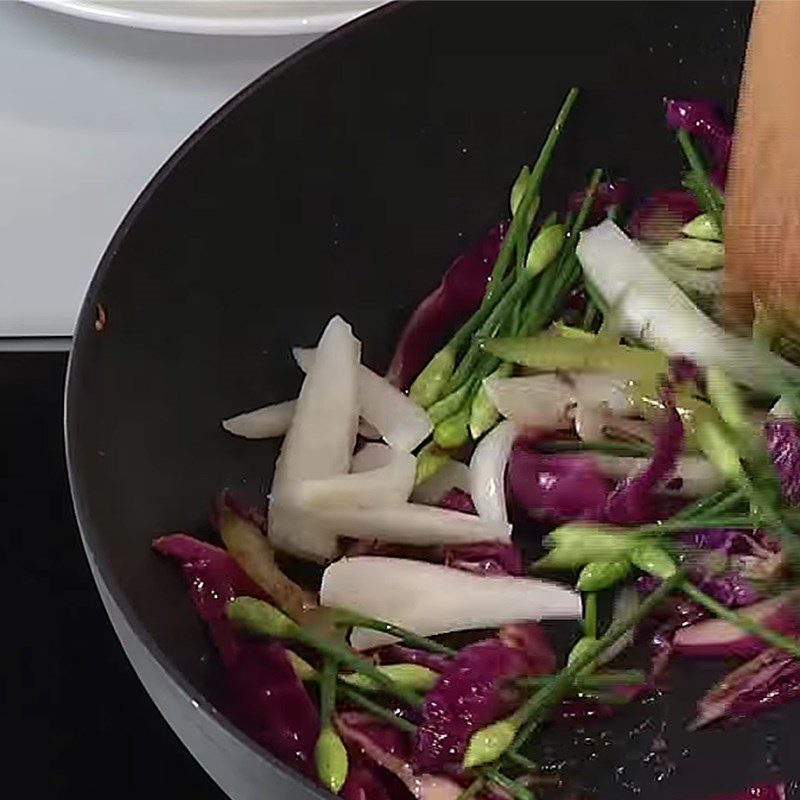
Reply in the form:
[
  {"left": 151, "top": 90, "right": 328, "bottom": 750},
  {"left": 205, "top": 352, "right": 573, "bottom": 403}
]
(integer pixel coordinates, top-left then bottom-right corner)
[
  {"left": 153, "top": 533, "right": 320, "bottom": 777},
  {"left": 498, "top": 622, "right": 558, "bottom": 676},
  {"left": 628, "top": 188, "right": 700, "bottom": 242},
  {"left": 638, "top": 595, "right": 708, "bottom": 677},
  {"left": 694, "top": 647, "right": 800, "bottom": 730},
  {"left": 337, "top": 712, "right": 464, "bottom": 800},
  {"left": 605, "top": 405, "right": 684, "bottom": 524},
  {"left": 664, "top": 98, "right": 732, "bottom": 182},
  {"left": 766, "top": 419, "right": 800, "bottom": 506},
  {"left": 443, "top": 541, "right": 524, "bottom": 576},
  {"left": 376, "top": 644, "right": 452, "bottom": 674},
  {"left": 386, "top": 221, "right": 508, "bottom": 389},
  {"left": 152, "top": 534, "right": 265, "bottom": 666},
  {"left": 413, "top": 626, "right": 555, "bottom": 771},
  {"left": 508, "top": 444, "right": 610, "bottom": 523},
  {"left": 679, "top": 527, "right": 782, "bottom": 608}
]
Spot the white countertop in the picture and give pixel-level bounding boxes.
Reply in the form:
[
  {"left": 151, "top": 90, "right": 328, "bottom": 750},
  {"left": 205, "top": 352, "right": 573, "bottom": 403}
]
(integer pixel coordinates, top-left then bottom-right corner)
[{"left": 0, "top": 2, "right": 317, "bottom": 338}]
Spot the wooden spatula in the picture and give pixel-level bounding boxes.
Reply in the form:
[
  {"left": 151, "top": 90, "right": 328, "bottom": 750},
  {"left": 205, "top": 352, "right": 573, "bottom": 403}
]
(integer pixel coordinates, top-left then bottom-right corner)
[{"left": 725, "top": 0, "right": 800, "bottom": 336}]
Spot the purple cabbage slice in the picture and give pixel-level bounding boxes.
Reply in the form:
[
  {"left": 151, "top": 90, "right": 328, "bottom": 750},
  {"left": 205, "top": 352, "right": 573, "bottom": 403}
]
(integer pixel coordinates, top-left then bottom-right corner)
[
  {"left": 443, "top": 541, "right": 524, "bottom": 577},
  {"left": 413, "top": 625, "right": 555, "bottom": 771},
  {"left": 604, "top": 405, "right": 684, "bottom": 524},
  {"left": 664, "top": 98, "right": 733, "bottom": 180},
  {"left": 508, "top": 444, "right": 610, "bottom": 523},
  {"left": 693, "top": 647, "right": 800, "bottom": 730},
  {"left": 766, "top": 419, "right": 800, "bottom": 506},
  {"left": 153, "top": 533, "right": 319, "bottom": 777},
  {"left": 376, "top": 644, "right": 452, "bottom": 674},
  {"left": 337, "top": 712, "right": 464, "bottom": 800},
  {"left": 386, "top": 221, "right": 508, "bottom": 390}
]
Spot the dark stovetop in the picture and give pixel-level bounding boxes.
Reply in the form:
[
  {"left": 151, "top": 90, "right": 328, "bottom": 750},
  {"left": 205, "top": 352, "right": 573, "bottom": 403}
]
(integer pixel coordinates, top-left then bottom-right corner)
[{"left": 5, "top": 353, "right": 224, "bottom": 799}]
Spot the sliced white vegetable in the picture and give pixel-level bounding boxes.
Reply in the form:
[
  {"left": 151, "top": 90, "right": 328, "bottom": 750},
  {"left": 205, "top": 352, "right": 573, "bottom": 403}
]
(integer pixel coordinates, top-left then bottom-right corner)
[
  {"left": 321, "top": 556, "right": 582, "bottom": 649},
  {"left": 307, "top": 503, "right": 510, "bottom": 548},
  {"left": 222, "top": 399, "right": 295, "bottom": 439},
  {"left": 469, "top": 420, "right": 517, "bottom": 525},
  {"left": 295, "top": 347, "right": 431, "bottom": 452},
  {"left": 223, "top": 399, "right": 378, "bottom": 442},
  {"left": 577, "top": 220, "right": 800, "bottom": 393},
  {"left": 294, "top": 443, "right": 415, "bottom": 509},
  {"left": 484, "top": 373, "right": 632, "bottom": 430},
  {"left": 411, "top": 458, "right": 472, "bottom": 506},
  {"left": 592, "top": 454, "right": 724, "bottom": 497},
  {"left": 269, "top": 316, "right": 361, "bottom": 562}
]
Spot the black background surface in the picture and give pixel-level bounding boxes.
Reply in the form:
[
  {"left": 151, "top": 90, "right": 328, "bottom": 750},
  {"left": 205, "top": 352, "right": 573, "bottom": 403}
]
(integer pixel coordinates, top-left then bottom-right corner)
[{"left": 5, "top": 354, "right": 223, "bottom": 799}]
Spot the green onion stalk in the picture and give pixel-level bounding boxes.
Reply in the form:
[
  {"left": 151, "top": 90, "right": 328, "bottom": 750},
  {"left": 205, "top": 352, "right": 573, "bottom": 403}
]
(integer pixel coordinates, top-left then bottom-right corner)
[
  {"left": 427, "top": 168, "right": 603, "bottom": 451},
  {"left": 677, "top": 128, "right": 724, "bottom": 236},
  {"left": 315, "top": 658, "right": 349, "bottom": 793},
  {"left": 410, "top": 88, "right": 579, "bottom": 410}
]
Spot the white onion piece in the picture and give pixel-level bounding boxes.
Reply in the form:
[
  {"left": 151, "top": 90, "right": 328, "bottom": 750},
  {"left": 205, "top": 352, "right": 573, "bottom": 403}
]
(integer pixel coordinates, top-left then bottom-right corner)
[
  {"left": 484, "top": 373, "right": 631, "bottom": 430},
  {"left": 592, "top": 454, "right": 724, "bottom": 497},
  {"left": 222, "top": 399, "right": 378, "bottom": 442},
  {"left": 469, "top": 420, "right": 517, "bottom": 525},
  {"left": 295, "top": 347, "right": 431, "bottom": 452},
  {"left": 268, "top": 316, "right": 360, "bottom": 562},
  {"left": 222, "top": 399, "right": 295, "bottom": 439},
  {"left": 307, "top": 503, "right": 510, "bottom": 548},
  {"left": 321, "top": 556, "right": 582, "bottom": 649},
  {"left": 597, "top": 586, "right": 639, "bottom": 667},
  {"left": 577, "top": 220, "right": 800, "bottom": 393},
  {"left": 411, "top": 458, "right": 471, "bottom": 506},
  {"left": 294, "top": 444, "right": 415, "bottom": 508}
]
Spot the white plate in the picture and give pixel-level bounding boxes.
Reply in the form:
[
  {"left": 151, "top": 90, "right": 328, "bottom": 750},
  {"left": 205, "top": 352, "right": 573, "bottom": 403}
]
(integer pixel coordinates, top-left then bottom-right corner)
[{"left": 24, "top": 0, "right": 381, "bottom": 35}]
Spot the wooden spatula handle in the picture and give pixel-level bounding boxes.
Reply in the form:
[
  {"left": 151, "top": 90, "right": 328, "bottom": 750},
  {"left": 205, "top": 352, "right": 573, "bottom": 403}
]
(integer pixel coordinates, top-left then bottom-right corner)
[{"left": 725, "top": 0, "right": 800, "bottom": 332}]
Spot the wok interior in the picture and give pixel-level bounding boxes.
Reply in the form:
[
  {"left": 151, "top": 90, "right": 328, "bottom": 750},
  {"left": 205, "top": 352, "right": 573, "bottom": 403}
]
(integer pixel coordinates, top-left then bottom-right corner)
[{"left": 67, "top": 2, "right": 797, "bottom": 796}]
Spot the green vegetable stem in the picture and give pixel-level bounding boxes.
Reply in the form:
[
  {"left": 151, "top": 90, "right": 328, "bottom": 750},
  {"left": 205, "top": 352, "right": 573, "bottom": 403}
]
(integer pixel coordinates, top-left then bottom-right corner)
[
  {"left": 577, "top": 560, "right": 631, "bottom": 592},
  {"left": 414, "top": 442, "right": 451, "bottom": 487},
  {"left": 434, "top": 402, "right": 472, "bottom": 449},
  {"left": 410, "top": 348, "right": 456, "bottom": 408},
  {"left": 330, "top": 608, "right": 457, "bottom": 656},
  {"left": 630, "top": 545, "right": 676, "bottom": 579},
  {"left": 316, "top": 658, "right": 349, "bottom": 793},
  {"left": 227, "top": 598, "right": 423, "bottom": 707},
  {"left": 484, "top": 88, "right": 579, "bottom": 302},
  {"left": 463, "top": 709, "right": 526, "bottom": 769},
  {"left": 677, "top": 128, "right": 724, "bottom": 235},
  {"left": 535, "top": 523, "right": 646, "bottom": 569},
  {"left": 469, "top": 362, "right": 513, "bottom": 439},
  {"left": 567, "top": 635, "right": 599, "bottom": 672},
  {"left": 340, "top": 664, "right": 439, "bottom": 693},
  {"left": 682, "top": 212, "right": 722, "bottom": 242}
]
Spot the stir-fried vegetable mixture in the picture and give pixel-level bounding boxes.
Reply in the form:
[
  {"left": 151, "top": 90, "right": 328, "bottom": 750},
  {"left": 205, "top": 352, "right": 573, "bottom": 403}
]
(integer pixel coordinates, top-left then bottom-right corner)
[{"left": 157, "top": 91, "right": 800, "bottom": 800}]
